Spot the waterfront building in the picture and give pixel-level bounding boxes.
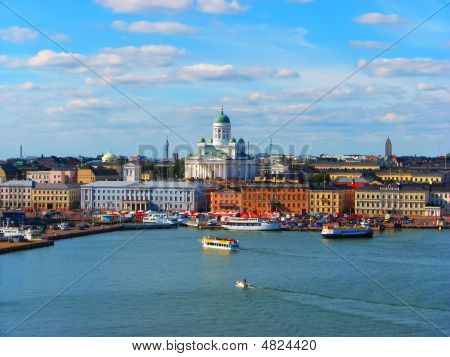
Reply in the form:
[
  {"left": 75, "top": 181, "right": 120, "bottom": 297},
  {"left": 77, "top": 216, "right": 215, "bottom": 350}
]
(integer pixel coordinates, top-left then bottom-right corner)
[
  {"left": 385, "top": 137, "right": 393, "bottom": 159},
  {"left": 309, "top": 187, "right": 354, "bottom": 215},
  {"left": 355, "top": 183, "right": 429, "bottom": 217},
  {"left": 0, "top": 180, "right": 34, "bottom": 210},
  {"left": 184, "top": 108, "right": 257, "bottom": 180},
  {"left": 424, "top": 205, "right": 444, "bottom": 217},
  {"left": 123, "top": 162, "right": 141, "bottom": 182},
  {"left": 210, "top": 187, "right": 241, "bottom": 212},
  {"left": 0, "top": 163, "right": 20, "bottom": 182},
  {"left": 26, "top": 167, "right": 77, "bottom": 184},
  {"left": 32, "top": 183, "right": 80, "bottom": 211},
  {"left": 81, "top": 181, "right": 210, "bottom": 211},
  {"left": 429, "top": 184, "right": 450, "bottom": 214},
  {"left": 240, "top": 182, "right": 308, "bottom": 214},
  {"left": 377, "top": 171, "right": 445, "bottom": 184},
  {"left": 313, "top": 161, "right": 380, "bottom": 171},
  {"left": 77, "top": 167, "right": 120, "bottom": 184}
]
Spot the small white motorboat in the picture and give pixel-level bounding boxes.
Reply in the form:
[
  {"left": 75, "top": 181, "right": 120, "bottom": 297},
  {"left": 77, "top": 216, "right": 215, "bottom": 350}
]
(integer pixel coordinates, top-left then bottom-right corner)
[{"left": 235, "top": 279, "right": 249, "bottom": 288}]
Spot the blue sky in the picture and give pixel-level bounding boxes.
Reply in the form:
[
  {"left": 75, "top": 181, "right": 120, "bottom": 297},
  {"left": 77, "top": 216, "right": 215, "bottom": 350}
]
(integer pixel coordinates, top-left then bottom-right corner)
[{"left": 0, "top": 0, "right": 449, "bottom": 158}]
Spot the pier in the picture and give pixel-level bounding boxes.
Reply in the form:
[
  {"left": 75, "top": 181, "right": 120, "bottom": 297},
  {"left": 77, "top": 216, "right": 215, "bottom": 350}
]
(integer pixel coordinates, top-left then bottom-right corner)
[{"left": 0, "top": 240, "right": 54, "bottom": 255}]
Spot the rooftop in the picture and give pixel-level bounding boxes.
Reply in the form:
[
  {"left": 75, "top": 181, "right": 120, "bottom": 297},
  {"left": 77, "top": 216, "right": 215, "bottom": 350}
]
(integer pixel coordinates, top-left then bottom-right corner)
[{"left": 0, "top": 180, "right": 35, "bottom": 187}]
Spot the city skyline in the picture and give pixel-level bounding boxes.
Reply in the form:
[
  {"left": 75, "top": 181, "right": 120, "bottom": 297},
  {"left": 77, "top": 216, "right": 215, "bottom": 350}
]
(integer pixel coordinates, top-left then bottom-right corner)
[{"left": 0, "top": 0, "right": 449, "bottom": 157}]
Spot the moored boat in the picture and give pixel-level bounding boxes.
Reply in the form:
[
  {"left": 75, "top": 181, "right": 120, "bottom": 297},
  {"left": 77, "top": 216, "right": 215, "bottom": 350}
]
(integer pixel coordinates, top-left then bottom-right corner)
[
  {"left": 201, "top": 236, "right": 240, "bottom": 251},
  {"left": 321, "top": 225, "right": 373, "bottom": 238},
  {"left": 0, "top": 227, "right": 25, "bottom": 242},
  {"left": 222, "top": 217, "right": 281, "bottom": 231}
]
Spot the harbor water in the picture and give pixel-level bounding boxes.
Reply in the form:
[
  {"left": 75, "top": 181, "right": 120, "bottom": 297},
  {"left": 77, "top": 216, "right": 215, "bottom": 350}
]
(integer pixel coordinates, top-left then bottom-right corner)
[{"left": 1, "top": 228, "right": 449, "bottom": 336}]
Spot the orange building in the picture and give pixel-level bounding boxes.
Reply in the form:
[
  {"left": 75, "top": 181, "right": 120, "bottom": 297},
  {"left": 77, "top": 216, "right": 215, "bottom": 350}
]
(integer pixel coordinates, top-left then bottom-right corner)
[
  {"left": 241, "top": 183, "right": 308, "bottom": 214},
  {"left": 210, "top": 187, "right": 241, "bottom": 212}
]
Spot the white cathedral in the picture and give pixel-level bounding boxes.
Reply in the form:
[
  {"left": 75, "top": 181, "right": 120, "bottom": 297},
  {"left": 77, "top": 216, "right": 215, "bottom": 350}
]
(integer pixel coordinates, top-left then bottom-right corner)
[{"left": 184, "top": 108, "right": 257, "bottom": 180}]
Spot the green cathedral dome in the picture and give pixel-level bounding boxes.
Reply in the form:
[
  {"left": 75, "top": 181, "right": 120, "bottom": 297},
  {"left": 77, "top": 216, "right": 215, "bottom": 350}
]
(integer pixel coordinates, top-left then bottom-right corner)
[{"left": 214, "top": 106, "right": 231, "bottom": 124}]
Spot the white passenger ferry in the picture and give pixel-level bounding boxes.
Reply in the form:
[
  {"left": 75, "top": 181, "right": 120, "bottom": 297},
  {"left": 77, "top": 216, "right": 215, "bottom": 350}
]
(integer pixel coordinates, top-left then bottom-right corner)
[
  {"left": 201, "top": 236, "right": 240, "bottom": 251},
  {"left": 143, "top": 212, "right": 178, "bottom": 226},
  {"left": 321, "top": 225, "right": 373, "bottom": 238},
  {"left": 143, "top": 212, "right": 169, "bottom": 223},
  {"left": 221, "top": 217, "right": 281, "bottom": 231}
]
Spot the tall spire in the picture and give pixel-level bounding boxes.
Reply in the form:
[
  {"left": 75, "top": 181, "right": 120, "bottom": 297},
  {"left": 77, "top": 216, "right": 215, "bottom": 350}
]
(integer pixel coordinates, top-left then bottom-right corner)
[
  {"left": 221, "top": 105, "right": 224, "bottom": 114},
  {"left": 163, "top": 135, "right": 169, "bottom": 160}
]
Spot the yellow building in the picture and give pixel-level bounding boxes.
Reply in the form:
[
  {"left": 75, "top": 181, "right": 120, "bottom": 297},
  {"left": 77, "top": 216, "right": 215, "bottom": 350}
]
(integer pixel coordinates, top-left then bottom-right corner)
[
  {"left": 140, "top": 171, "right": 154, "bottom": 181},
  {"left": 32, "top": 183, "right": 81, "bottom": 211},
  {"left": 355, "top": 183, "right": 429, "bottom": 217},
  {"left": 329, "top": 171, "right": 363, "bottom": 180},
  {"left": 77, "top": 167, "right": 119, "bottom": 184},
  {"left": 309, "top": 188, "right": 354, "bottom": 215},
  {"left": 313, "top": 161, "right": 380, "bottom": 171},
  {"left": 377, "top": 171, "right": 444, "bottom": 184}
]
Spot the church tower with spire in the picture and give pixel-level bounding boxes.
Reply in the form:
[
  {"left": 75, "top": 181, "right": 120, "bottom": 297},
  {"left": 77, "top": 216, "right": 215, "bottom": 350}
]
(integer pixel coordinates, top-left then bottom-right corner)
[
  {"left": 163, "top": 135, "right": 169, "bottom": 161},
  {"left": 385, "top": 137, "right": 392, "bottom": 159}
]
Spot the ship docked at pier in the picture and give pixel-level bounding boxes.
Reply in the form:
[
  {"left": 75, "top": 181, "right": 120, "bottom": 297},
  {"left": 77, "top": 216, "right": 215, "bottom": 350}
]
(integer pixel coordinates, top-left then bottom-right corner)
[
  {"left": 201, "top": 236, "right": 240, "bottom": 251},
  {"left": 221, "top": 217, "right": 281, "bottom": 231},
  {"left": 321, "top": 225, "right": 373, "bottom": 239}
]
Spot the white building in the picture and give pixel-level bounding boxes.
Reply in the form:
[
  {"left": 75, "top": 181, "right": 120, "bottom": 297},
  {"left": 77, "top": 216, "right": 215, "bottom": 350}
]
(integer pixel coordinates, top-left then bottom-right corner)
[
  {"left": 81, "top": 180, "right": 210, "bottom": 211},
  {"left": 184, "top": 108, "right": 257, "bottom": 180},
  {"left": 430, "top": 185, "right": 450, "bottom": 214},
  {"left": 123, "top": 162, "right": 141, "bottom": 182}
]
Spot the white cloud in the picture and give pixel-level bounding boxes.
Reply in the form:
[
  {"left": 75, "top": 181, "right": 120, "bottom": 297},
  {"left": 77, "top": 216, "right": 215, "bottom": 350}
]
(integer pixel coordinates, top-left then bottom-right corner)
[
  {"left": 18, "top": 82, "right": 36, "bottom": 90},
  {"left": 246, "top": 83, "right": 404, "bottom": 103},
  {"left": 349, "top": 40, "right": 388, "bottom": 49},
  {"left": 25, "top": 50, "right": 84, "bottom": 68},
  {"left": 0, "top": 26, "right": 38, "bottom": 43},
  {"left": 197, "top": 0, "right": 247, "bottom": 14},
  {"left": 112, "top": 20, "right": 195, "bottom": 35},
  {"left": 85, "top": 63, "right": 299, "bottom": 85},
  {"left": 95, "top": 0, "right": 192, "bottom": 12},
  {"left": 66, "top": 98, "right": 111, "bottom": 110},
  {"left": 50, "top": 33, "right": 71, "bottom": 42},
  {"left": 358, "top": 57, "right": 450, "bottom": 77},
  {"left": 93, "top": 45, "right": 187, "bottom": 67},
  {"left": 46, "top": 98, "right": 112, "bottom": 114},
  {"left": 275, "top": 68, "right": 300, "bottom": 79},
  {"left": 354, "top": 13, "right": 403, "bottom": 25},
  {"left": 416, "top": 82, "right": 447, "bottom": 91},
  {"left": 45, "top": 106, "right": 65, "bottom": 115},
  {"left": 6, "top": 45, "right": 187, "bottom": 72},
  {"left": 380, "top": 112, "right": 407, "bottom": 123}
]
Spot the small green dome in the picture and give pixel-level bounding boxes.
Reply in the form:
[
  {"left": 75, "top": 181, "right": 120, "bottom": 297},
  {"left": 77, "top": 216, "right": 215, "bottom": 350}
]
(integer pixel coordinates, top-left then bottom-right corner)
[
  {"left": 199, "top": 137, "right": 206, "bottom": 143},
  {"left": 230, "top": 137, "right": 236, "bottom": 143},
  {"left": 238, "top": 137, "right": 245, "bottom": 144}
]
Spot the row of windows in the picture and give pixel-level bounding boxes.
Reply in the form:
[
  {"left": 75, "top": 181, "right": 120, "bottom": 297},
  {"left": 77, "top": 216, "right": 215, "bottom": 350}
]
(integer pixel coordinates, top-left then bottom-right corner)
[
  {"left": 357, "top": 202, "right": 424, "bottom": 208},
  {"left": 0, "top": 189, "right": 31, "bottom": 193},
  {"left": 356, "top": 194, "right": 425, "bottom": 200},
  {"left": 244, "top": 188, "right": 305, "bottom": 193},
  {"left": 356, "top": 209, "right": 424, "bottom": 216},
  {"left": 242, "top": 194, "right": 307, "bottom": 200},
  {"left": 92, "top": 189, "right": 189, "bottom": 195}
]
